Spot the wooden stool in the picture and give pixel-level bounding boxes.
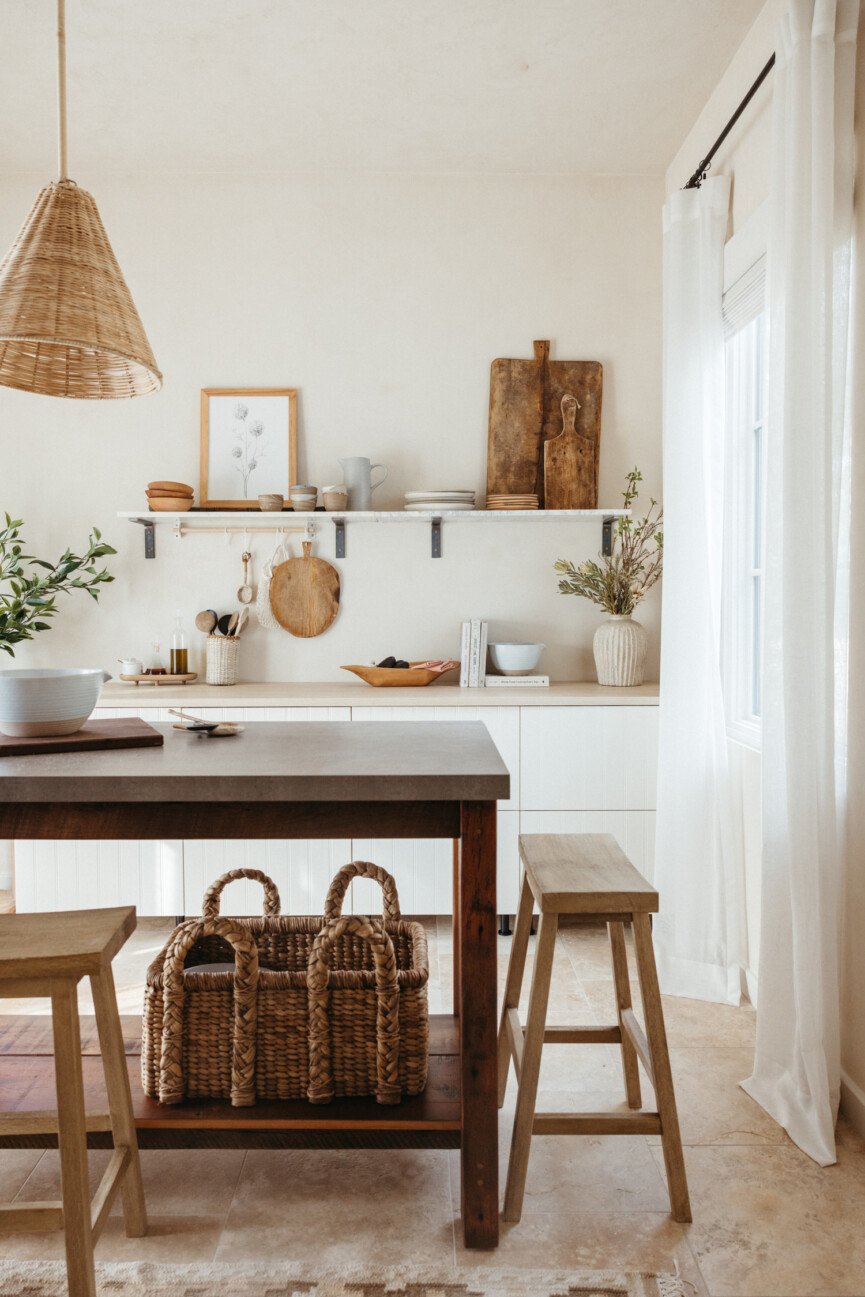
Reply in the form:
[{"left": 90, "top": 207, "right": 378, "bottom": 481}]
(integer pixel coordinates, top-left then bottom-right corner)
[
  {"left": 497, "top": 834, "right": 690, "bottom": 1225},
  {"left": 0, "top": 907, "right": 147, "bottom": 1297}
]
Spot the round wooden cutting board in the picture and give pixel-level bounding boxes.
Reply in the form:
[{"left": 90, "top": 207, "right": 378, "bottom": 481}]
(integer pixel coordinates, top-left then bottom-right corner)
[{"left": 270, "top": 541, "right": 340, "bottom": 637}]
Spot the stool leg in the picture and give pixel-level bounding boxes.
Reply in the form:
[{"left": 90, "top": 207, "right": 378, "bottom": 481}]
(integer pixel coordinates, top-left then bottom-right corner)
[
  {"left": 632, "top": 913, "right": 691, "bottom": 1223},
  {"left": 51, "top": 982, "right": 97, "bottom": 1297},
  {"left": 90, "top": 967, "right": 147, "bottom": 1237},
  {"left": 608, "top": 921, "right": 641, "bottom": 1109},
  {"left": 502, "top": 911, "right": 558, "bottom": 1223},
  {"left": 497, "top": 873, "right": 534, "bottom": 1106}
]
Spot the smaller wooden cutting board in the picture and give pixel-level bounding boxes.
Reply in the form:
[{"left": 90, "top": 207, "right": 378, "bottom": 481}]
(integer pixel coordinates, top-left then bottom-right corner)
[{"left": 0, "top": 717, "right": 164, "bottom": 758}]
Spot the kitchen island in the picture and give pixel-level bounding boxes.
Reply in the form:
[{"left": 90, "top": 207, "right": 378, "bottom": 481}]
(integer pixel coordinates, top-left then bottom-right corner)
[{"left": 0, "top": 720, "right": 509, "bottom": 1248}]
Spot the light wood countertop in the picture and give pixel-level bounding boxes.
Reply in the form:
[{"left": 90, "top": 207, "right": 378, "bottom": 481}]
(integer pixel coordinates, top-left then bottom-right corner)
[{"left": 98, "top": 681, "right": 660, "bottom": 708}]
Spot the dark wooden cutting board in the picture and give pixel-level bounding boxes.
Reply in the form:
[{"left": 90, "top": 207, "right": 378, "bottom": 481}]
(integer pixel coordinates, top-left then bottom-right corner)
[
  {"left": 486, "top": 339, "right": 603, "bottom": 508},
  {"left": 0, "top": 717, "right": 164, "bottom": 758}
]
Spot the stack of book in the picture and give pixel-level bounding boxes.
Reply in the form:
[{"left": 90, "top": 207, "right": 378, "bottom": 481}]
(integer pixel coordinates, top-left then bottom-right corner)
[{"left": 459, "top": 620, "right": 550, "bottom": 687}]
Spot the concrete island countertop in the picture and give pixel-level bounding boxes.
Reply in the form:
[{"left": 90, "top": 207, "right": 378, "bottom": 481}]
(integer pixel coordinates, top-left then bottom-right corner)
[
  {"left": 0, "top": 722, "right": 510, "bottom": 804},
  {"left": 99, "top": 680, "right": 660, "bottom": 708}
]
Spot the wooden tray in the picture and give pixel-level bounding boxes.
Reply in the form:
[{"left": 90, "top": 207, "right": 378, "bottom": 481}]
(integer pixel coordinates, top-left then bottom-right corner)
[
  {"left": 119, "top": 673, "right": 198, "bottom": 686},
  {"left": 0, "top": 717, "right": 164, "bottom": 758},
  {"left": 341, "top": 661, "right": 459, "bottom": 687}
]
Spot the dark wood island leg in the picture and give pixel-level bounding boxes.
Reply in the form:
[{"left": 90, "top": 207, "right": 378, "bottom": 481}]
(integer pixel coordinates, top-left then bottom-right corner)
[{"left": 458, "top": 800, "right": 499, "bottom": 1248}]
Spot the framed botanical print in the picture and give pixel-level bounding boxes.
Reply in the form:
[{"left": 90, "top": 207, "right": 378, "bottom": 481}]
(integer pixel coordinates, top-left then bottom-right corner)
[{"left": 200, "top": 387, "right": 298, "bottom": 509}]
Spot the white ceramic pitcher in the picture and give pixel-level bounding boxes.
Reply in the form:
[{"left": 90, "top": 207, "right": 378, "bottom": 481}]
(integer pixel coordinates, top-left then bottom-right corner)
[{"left": 338, "top": 457, "right": 388, "bottom": 511}]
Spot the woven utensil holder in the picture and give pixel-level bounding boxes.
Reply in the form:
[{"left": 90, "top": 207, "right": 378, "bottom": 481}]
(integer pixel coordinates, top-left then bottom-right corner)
[{"left": 205, "top": 635, "right": 239, "bottom": 685}]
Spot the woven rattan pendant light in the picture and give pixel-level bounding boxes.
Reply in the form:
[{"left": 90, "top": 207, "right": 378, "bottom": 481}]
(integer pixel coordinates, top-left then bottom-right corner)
[{"left": 0, "top": 0, "right": 161, "bottom": 398}]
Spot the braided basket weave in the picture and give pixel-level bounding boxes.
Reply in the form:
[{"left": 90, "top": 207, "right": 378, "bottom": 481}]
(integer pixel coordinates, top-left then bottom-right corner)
[{"left": 141, "top": 862, "right": 429, "bottom": 1107}]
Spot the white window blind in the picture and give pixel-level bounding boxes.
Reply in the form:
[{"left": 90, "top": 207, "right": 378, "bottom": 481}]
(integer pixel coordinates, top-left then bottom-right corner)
[{"left": 723, "top": 254, "right": 766, "bottom": 337}]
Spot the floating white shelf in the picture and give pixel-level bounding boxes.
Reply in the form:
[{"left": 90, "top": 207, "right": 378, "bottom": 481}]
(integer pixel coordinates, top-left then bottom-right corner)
[{"left": 118, "top": 508, "right": 629, "bottom": 559}]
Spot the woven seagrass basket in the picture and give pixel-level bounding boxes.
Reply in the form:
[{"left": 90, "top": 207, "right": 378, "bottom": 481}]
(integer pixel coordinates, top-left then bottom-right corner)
[{"left": 142, "top": 862, "right": 429, "bottom": 1107}]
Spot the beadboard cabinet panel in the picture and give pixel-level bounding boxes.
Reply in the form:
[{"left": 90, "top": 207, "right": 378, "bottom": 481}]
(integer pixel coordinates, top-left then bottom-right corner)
[
  {"left": 182, "top": 837, "right": 353, "bottom": 917},
  {"left": 13, "top": 839, "right": 184, "bottom": 914},
  {"left": 350, "top": 810, "right": 520, "bottom": 918},
  {"left": 520, "top": 707, "right": 658, "bottom": 811},
  {"left": 351, "top": 705, "right": 519, "bottom": 809},
  {"left": 519, "top": 811, "right": 657, "bottom": 879}
]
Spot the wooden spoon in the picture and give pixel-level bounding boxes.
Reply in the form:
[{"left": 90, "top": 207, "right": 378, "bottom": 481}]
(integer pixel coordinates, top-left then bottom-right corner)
[
  {"left": 232, "top": 607, "right": 249, "bottom": 637},
  {"left": 237, "top": 551, "right": 254, "bottom": 605}
]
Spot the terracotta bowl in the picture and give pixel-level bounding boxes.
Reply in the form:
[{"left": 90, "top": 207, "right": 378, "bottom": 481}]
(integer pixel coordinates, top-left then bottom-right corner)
[{"left": 147, "top": 495, "right": 194, "bottom": 512}]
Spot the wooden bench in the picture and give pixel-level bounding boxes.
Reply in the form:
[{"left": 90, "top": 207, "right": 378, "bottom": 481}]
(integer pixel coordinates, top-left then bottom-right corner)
[
  {"left": 497, "top": 833, "right": 691, "bottom": 1224},
  {"left": 0, "top": 907, "right": 147, "bottom": 1297}
]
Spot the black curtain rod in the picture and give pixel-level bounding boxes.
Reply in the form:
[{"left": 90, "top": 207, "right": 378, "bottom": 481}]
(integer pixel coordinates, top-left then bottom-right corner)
[{"left": 683, "top": 53, "right": 775, "bottom": 189}]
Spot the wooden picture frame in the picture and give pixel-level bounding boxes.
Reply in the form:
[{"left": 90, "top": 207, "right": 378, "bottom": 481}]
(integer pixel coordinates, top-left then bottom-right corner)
[{"left": 200, "top": 387, "right": 298, "bottom": 509}]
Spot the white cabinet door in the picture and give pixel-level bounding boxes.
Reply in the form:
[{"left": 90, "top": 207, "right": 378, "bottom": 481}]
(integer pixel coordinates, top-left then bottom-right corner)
[
  {"left": 13, "top": 839, "right": 184, "bottom": 914},
  {"left": 520, "top": 707, "right": 659, "bottom": 811},
  {"left": 350, "top": 810, "right": 520, "bottom": 918},
  {"left": 183, "top": 706, "right": 352, "bottom": 917},
  {"left": 351, "top": 705, "right": 519, "bottom": 808},
  {"left": 519, "top": 810, "right": 657, "bottom": 879},
  {"left": 183, "top": 837, "right": 353, "bottom": 917}
]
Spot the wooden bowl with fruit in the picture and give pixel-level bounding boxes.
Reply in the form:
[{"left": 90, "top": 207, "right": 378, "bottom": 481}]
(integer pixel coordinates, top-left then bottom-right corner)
[{"left": 341, "top": 657, "right": 460, "bottom": 687}]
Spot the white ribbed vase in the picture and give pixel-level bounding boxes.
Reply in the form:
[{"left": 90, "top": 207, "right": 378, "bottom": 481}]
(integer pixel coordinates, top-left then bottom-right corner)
[{"left": 592, "top": 615, "right": 648, "bottom": 687}]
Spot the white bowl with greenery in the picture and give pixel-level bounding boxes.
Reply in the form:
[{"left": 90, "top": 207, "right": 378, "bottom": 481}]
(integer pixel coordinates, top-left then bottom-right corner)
[{"left": 0, "top": 514, "right": 115, "bottom": 736}]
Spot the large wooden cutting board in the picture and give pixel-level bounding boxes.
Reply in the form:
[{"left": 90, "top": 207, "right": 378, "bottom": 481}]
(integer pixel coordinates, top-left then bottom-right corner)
[
  {"left": 270, "top": 541, "right": 340, "bottom": 638},
  {"left": 0, "top": 717, "right": 163, "bottom": 758},
  {"left": 486, "top": 340, "right": 603, "bottom": 508}
]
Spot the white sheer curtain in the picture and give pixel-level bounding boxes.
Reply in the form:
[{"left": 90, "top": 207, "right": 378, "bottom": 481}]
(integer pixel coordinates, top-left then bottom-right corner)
[
  {"left": 654, "top": 175, "right": 746, "bottom": 1005},
  {"left": 742, "top": 0, "right": 858, "bottom": 1166}
]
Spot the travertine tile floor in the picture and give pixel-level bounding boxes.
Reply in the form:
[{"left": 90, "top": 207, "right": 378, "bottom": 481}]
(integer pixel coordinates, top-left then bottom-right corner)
[{"left": 2, "top": 914, "right": 865, "bottom": 1296}]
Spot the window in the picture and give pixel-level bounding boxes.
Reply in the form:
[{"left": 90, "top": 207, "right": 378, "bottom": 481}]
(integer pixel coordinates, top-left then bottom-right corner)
[{"left": 722, "top": 236, "right": 767, "bottom": 749}]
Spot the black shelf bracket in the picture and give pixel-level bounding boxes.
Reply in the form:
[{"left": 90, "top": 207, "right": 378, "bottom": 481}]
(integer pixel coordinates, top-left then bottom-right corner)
[
  {"left": 431, "top": 517, "right": 442, "bottom": 558},
  {"left": 132, "top": 517, "right": 156, "bottom": 559},
  {"left": 334, "top": 518, "right": 346, "bottom": 559},
  {"left": 602, "top": 516, "right": 615, "bottom": 557}
]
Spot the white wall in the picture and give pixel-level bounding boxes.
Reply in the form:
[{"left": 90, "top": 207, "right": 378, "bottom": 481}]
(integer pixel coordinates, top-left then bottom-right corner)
[{"left": 0, "top": 171, "right": 663, "bottom": 683}]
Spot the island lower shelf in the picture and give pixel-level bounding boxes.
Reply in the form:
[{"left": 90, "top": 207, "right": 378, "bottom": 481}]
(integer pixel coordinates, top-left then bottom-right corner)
[{"left": 0, "top": 1014, "right": 461, "bottom": 1150}]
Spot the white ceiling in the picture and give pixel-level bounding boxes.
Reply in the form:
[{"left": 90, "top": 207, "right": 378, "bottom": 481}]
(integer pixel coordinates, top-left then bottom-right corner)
[{"left": 0, "top": 0, "right": 765, "bottom": 176}]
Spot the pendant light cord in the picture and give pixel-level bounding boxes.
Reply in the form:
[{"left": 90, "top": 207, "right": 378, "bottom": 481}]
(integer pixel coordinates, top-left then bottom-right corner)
[{"left": 57, "top": 0, "right": 68, "bottom": 179}]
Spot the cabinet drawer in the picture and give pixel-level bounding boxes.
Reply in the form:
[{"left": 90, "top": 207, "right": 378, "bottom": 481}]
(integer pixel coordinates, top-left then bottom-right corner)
[
  {"left": 13, "top": 839, "right": 184, "bottom": 915},
  {"left": 520, "top": 707, "right": 658, "bottom": 810},
  {"left": 351, "top": 705, "right": 519, "bottom": 809},
  {"left": 519, "top": 811, "right": 657, "bottom": 880}
]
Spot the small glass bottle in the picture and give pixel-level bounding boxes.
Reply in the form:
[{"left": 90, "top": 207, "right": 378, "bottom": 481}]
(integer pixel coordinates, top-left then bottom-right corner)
[
  {"left": 146, "top": 635, "right": 166, "bottom": 675},
  {"left": 170, "top": 613, "right": 188, "bottom": 676}
]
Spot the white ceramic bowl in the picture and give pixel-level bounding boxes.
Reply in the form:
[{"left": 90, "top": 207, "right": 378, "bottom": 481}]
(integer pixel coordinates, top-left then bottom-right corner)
[
  {"left": 488, "top": 642, "right": 545, "bottom": 676},
  {"left": 0, "top": 668, "right": 111, "bottom": 738}
]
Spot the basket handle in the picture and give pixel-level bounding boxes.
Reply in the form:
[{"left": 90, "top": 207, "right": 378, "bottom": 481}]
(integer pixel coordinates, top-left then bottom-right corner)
[
  {"left": 202, "top": 868, "right": 281, "bottom": 919},
  {"left": 159, "top": 917, "right": 259, "bottom": 1107},
  {"left": 306, "top": 914, "right": 401, "bottom": 1106},
  {"left": 323, "top": 861, "right": 401, "bottom": 924}
]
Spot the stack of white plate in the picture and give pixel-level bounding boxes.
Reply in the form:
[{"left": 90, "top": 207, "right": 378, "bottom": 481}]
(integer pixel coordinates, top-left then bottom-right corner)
[{"left": 404, "top": 490, "right": 476, "bottom": 512}]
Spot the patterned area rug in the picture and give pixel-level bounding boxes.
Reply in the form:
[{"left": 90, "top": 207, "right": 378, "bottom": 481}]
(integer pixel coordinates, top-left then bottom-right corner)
[{"left": 0, "top": 1262, "right": 691, "bottom": 1297}]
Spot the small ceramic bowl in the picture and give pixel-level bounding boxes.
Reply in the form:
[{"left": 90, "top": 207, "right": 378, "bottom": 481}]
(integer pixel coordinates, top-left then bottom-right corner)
[
  {"left": 323, "top": 490, "right": 349, "bottom": 511},
  {"left": 290, "top": 486, "right": 318, "bottom": 512},
  {"left": 258, "top": 493, "right": 284, "bottom": 511},
  {"left": 488, "top": 642, "right": 545, "bottom": 676}
]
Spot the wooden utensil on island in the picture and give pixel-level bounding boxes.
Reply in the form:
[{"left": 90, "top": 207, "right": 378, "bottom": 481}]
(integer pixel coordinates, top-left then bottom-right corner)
[
  {"left": 195, "top": 609, "right": 218, "bottom": 634},
  {"left": 269, "top": 539, "right": 340, "bottom": 638},
  {"left": 544, "top": 393, "right": 596, "bottom": 510},
  {"left": 237, "top": 551, "right": 254, "bottom": 605},
  {"left": 486, "top": 339, "right": 602, "bottom": 508},
  {"left": 169, "top": 707, "right": 243, "bottom": 737}
]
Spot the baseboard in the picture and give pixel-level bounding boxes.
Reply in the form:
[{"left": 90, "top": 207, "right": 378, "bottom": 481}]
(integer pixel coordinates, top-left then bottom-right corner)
[{"left": 840, "top": 1069, "right": 865, "bottom": 1140}]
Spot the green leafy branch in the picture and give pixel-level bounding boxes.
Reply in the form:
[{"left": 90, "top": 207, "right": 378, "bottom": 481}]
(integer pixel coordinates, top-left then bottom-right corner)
[
  {"left": 554, "top": 469, "right": 663, "bottom": 616},
  {"left": 0, "top": 515, "right": 116, "bottom": 657}
]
